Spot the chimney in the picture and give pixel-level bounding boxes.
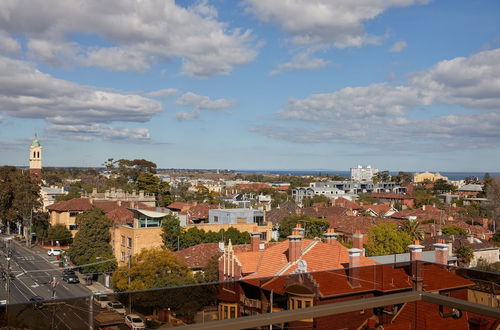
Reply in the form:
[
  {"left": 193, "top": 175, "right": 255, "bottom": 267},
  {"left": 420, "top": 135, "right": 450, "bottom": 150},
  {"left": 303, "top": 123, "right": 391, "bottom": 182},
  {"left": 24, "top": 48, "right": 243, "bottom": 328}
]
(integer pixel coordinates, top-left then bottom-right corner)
[
  {"left": 422, "top": 205, "right": 426, "bottom": 211},
  {"left": 323, "top": 228, "right": 338, "bottom": 245},
  {"left": 251, "top": 230, "right": 261, "bottom": 252},
  {"left": 294, "top": 223, "right": 305, "bottom": 237},
  {"left": 481, "top": 218, "right": 489, "bottom": 229},
  {"left": 467, "top": 234, "right": 474, "bottom": 244},
  {"left": 408, "top": 240, "right": 424, "bottom": 291},
  {"left": 288, "top": 230, "right": 303, "bottom": 262},
  {"left": 433, "top": 239, "right": 448, "bottom": 265},
  {"left": 348, "top": 248, "right": 362, "bottom": 287},
  {"left": 353, "top": 230, "right": 364, "bottom": 251}
]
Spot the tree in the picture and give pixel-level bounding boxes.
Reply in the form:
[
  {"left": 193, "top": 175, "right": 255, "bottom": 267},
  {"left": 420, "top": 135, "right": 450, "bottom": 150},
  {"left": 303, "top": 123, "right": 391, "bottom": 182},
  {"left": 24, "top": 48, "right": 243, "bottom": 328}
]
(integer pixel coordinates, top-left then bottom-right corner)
[
  {"left": 392, "top": 171, "right": 413, "bottom": 185},
  {"left": 373, "top": 171, "right": 391, "bottom": 183},
  {"left": 69, "top": 207, "right": 116, "bottom": 274},
  {"left": 357, "top": 193, "right": 380, "bottom": 204},
  {"left": 200, "top": 254, "right": 221, "bottom": 283},
  {"left": 55, "top": 185, "right": 81, "bottom": 202},
  {"left": 441, "top": 225, "right": 467, "bottom": 236},
  {"left": 278, "top": 216, "right": 329, "bottom": 239},
  {"left": 455, "top": 246, "right": 474, "bottom": 267},
  {"left": 413, "top": 186, "right": 441, "bottom": 208},
  {"left": 31, "top": 215, "right": 50, "bottom": 243},
  {"left": 161, "top": 214, "right": 182, "bottom": 250},
  {"left": 485, "top": 176, "right": 500, "bottom": 231},
  {"left": 301, "top": 194, "right": 330, "bottom": 207},
  {"left": 0, "top": 166, "right": 41, "bottom": 236},
  {"left": 47, "top": 224, "right": 72, "bottom": 246},
  {"left": 433, "top": 179, "right": 455, "bottom": 194},
  {"left": 400, "top": 219, "right": 424, "bottom": 241},
  {"left": 365, "top": 223, "right": 413, "bottom": 257}
]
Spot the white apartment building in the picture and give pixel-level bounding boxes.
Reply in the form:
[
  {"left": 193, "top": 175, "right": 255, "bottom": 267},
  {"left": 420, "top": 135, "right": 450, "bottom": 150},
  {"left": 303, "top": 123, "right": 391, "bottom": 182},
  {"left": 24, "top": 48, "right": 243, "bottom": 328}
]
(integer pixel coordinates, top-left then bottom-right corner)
[{"left": 350, "top": 165, "right": 378, "bottom": 181}]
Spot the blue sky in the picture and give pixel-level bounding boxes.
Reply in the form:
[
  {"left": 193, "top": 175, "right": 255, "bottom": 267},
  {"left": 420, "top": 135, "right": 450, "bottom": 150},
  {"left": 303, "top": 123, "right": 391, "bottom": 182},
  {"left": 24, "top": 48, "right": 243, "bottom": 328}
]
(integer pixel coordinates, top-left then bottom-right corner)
[{"left": 1, "top": 0, "right": 499, "bottom": 172}]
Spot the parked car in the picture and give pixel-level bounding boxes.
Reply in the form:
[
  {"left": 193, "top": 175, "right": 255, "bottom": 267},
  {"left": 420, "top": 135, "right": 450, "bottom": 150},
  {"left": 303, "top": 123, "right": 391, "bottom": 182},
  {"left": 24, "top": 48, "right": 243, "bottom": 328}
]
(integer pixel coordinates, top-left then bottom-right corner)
[
  {"left": 62, "top": 270, "right": 79, "bottom": 284},
  {"left": 47, "top": 248, "right": 62, "bottom": 256},
  {"left": 106, "top": 301, "right": 126, "bottom": 315},
  {"left": 29, "top": 296, "right": 45, "bottom": 310},
  {"left": 125, "top": 314, "right": 146, "bottom": 329},
  {"left": 94, "top": 294, "right": 111, "bottom": 309}
]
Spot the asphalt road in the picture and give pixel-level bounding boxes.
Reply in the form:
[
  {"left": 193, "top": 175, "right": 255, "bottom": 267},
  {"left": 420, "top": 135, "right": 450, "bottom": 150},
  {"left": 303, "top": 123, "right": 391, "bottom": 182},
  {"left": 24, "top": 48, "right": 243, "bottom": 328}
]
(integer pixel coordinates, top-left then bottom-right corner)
[{"left": 0, "top": 237, "right": 95, "bottom": 329}]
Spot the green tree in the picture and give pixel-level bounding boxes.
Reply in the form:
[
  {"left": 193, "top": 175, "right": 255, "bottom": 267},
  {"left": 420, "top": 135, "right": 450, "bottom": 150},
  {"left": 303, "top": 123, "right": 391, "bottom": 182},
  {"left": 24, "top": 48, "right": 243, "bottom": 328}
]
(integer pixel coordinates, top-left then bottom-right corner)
[
  {"left": 433, "top": 179, "right": 455, "bottom": 194},
  {"left": 413, "top": 186, "right": 441, "bottom": 207},
  {"left": 223, "top": 227, "right": 250, "bottom": 245},
  {"left": 31, "top": 216, "right": 50, "bottom": 243},
  {"left": 441, "top": 225, "right": 467, "bottom": 236},
  {"left": 47, "top": 224, "right": 72, "bottom": 246},
  {"left": 400, "top": 219, "right": 424, "bottom": 241},
  {"left": 200, "top": 254, "right": 221, "bottom": 283},
  {"left": 69, "top": 207, "right": 116, "bottom": 273},
  {"left": 161, "top": 214, "right": 182, "bottom": 251},
  {"left": 373, "top": 170, "right": 391, "bottom": 183},
  {"left": 455, "top": 246, "right": 474, "bottom": 267},
  {"left": 55, "top": 186, "right": 81, "bottom": 201},
  {"left": 365, "top": 223, "right": 413, "bottom": 256},
  {"left": 392, "top": 171, "right": 413, "bottom": 185},
  {"left": 301, "top": 194, "right": 330, "bottom": 207},
  {"left": 278, "top": 215, "right": 329, "bottom": 239}
]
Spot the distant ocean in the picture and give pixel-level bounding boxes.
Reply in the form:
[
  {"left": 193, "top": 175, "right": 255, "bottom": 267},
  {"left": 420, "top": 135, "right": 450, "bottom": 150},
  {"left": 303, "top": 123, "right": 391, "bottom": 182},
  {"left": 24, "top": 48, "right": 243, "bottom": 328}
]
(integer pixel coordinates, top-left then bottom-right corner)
[{"left": 236, "top": 170, "right": 500, "bottom": 181}]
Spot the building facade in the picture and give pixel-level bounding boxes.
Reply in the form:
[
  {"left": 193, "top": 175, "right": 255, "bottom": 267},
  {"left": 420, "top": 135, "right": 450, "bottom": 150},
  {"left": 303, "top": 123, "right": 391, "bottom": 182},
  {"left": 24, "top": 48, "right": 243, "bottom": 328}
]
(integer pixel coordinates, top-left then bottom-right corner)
[
  {"left": 350, "top": 165, "right": 378, "bottom": 181},
  {"left": 413, "top": 171, "right": 449, "bottom": 183}
]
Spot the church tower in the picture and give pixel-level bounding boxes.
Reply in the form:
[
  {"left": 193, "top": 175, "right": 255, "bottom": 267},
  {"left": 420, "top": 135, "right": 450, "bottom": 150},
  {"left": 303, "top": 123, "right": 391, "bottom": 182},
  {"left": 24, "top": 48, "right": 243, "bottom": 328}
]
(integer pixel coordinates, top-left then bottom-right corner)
[{"left": 29, "top": 134, "right": 42, "bottom": 180}]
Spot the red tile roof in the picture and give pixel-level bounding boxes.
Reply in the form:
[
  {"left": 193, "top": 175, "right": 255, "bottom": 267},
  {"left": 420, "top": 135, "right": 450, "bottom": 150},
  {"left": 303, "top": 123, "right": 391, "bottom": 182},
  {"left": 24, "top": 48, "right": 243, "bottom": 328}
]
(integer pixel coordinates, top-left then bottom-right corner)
[
  {"left": 106, "top": 208, "right": 134, "bottom": 225},
  {"left": 302, "top": 206, "right": 349, "bottom": 219},
  {"left": 187, "top": 203, "right": 219, "bottom": 220},
  {"left": 47, "top": 198, "right": 92, "bottom": 211},
  {"left": 167, "top": 202, "right": 192, "bottom": 211},
  {"left": 370, "top": 193, "right": 414, "bottom": 200},
  {"left": 331, "top": 197, "right": 361, "bottom": 210},
  {"left": 362, "top": 204, "right": 394, "bottom": 216}
]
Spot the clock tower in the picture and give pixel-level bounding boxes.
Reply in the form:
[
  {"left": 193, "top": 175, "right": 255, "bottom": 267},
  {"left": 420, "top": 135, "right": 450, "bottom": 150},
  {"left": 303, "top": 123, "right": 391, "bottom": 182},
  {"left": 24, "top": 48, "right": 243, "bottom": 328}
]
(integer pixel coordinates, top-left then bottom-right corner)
[{"left": 29, "top": 134, "right": 42, "bottom": 180}]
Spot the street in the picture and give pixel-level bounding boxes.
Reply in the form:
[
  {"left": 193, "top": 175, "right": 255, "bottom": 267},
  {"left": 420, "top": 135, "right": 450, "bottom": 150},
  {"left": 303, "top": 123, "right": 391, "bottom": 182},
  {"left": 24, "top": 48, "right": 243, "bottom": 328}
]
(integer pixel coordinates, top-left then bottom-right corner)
[{"left": 0, "top": 237, "right": 94, "bottom": 329}]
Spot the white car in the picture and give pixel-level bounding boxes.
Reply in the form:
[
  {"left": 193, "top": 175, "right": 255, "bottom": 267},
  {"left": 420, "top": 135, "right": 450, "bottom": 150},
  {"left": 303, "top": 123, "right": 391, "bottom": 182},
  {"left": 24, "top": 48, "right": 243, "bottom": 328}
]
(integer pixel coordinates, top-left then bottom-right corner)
[
  {"left": 125, "top": 314, "right": 146, "bottom": 329},
  {"left": 106, "top": 301, "right": 126, "bottom": 315},
  {"left": 47, "top": 248, "right": 62, "bottom": 256},
  {"left": 93, "top": 294, "right": 111, "bottom": 309}
]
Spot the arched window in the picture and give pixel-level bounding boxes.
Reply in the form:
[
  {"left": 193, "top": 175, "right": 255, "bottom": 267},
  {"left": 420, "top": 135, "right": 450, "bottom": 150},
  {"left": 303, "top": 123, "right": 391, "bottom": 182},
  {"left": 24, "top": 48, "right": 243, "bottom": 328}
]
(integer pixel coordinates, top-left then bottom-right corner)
[
  {"left": 33, "top": 151, "right": 36, "bottom": 158},
  {"left": 37, "top": 151, "right": 40, "bottom": 158}
]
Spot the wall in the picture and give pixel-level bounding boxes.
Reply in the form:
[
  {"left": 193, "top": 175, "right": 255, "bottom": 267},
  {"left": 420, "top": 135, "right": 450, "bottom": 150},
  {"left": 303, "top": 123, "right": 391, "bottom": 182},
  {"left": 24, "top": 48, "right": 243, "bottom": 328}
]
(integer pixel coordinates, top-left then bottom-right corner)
[{"left": 111, "top": 225, "right": 164, "bottom": 266}]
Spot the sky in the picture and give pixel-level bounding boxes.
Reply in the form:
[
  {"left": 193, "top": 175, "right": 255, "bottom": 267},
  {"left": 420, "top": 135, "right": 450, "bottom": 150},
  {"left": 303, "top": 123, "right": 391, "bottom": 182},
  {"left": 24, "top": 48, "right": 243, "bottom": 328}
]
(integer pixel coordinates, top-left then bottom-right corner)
[{"left": 0, "top": 0, "right": 500, "bottom": 172}]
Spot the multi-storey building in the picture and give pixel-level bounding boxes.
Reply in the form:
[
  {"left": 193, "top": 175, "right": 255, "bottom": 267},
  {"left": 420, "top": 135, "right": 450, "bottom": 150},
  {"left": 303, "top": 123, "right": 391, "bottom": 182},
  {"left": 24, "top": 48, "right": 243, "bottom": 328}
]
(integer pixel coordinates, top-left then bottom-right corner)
[{"left": 350, "top": 164, "right": 378, "bottom": 181}]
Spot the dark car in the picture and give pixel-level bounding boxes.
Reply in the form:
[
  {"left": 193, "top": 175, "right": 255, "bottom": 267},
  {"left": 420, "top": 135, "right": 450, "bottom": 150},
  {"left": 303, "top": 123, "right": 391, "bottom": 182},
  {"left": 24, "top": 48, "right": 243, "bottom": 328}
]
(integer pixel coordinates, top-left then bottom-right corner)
[
  {"left": 62, "top": 271, "right": 80, "bottom": 284},
  {"left": 29, "top": 296, "right": 45, "bottom": 310}
]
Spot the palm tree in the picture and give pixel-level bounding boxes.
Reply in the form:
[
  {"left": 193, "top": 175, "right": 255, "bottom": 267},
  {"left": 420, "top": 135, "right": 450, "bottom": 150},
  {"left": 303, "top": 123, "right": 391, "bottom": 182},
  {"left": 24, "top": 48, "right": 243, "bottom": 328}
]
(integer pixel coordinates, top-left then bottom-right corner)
[{"left": 400, "top": 219, "right": 424, "bottom": 241}]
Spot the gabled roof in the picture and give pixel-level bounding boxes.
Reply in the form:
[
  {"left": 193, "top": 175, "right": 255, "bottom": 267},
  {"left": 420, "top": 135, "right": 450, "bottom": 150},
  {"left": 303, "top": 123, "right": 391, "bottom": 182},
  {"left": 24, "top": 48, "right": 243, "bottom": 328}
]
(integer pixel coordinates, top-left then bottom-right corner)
[
  {"left": 331, "top": 197, "right": 361, "bottom": 210},
  {"left": 187, "top": 203, "right": 219, "bottom": 220},
  {"left": 167, "top": 201, "right": 192, "bottom": 211},
  {"left": 362, "top": 204, "right": 395, "bottom": 216},
  {"left": 237, "top": 239, "right": 377, "bottom": 280},
  {"left": 265, "top": 201, "right": 300, "bottom": 224},
  {"left": 47, "top": 198, "right": 92, "bottom": 211}
]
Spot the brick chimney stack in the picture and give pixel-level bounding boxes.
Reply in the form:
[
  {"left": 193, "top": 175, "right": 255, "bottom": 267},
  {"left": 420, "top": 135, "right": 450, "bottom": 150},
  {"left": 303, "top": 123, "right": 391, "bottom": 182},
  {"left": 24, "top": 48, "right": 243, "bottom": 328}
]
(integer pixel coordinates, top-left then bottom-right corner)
[
  {"left": 251, "top": 230, "right": 261, "bottom": 252},
  {"left": 433, "top": 239, "right": 448, "bottom": 265},
  {"left": 293, "top": 223, "right": 305, "bottom": 237},
  {"left": 348, "top": 248, "right": 362, "bottom": 287},
  {"left": 288, "top": 230, "right": 303, "bottom": 262},
  {"left": 323, "top": 228, "right": 338, "bottom": 245},
  {"left": 408, "top": 240, "right": 424, "bottom": 291},
  {"left": 353, "top": 230, "right": 364, "bottom": 251}
]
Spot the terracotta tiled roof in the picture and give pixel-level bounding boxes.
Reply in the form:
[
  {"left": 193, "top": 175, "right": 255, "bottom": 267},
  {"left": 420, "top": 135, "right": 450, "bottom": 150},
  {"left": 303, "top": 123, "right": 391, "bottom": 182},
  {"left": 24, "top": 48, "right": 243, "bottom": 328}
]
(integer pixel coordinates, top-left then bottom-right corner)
[
  {"left": 393, "top": 209, "right": 444, "bottom": 221},
  {"left": 422, "top": 235, "right": 497, "bottom": 252},
  {"left": 46, "top": 198, "right": 92, "bottom": 211},
  {"left": 362, "top": 204, "right": 394, "bottom": 216},
  {"left": 265, "top": 201, "right": 300, "bottom": 224},
  {"left": 237, "top": 183, "right": 271, "bottom": 192},
  {"left": 238, "top": 239, "right": 378, "bottom": 279},
  {"left": 106, "top": 208, "right": 134, "bottom": 225},
  {"left": 187, "top": 203, "right": 219, "bottom": 220},
  {"left": 370, "top": 193, "right": 414, "bottom": 200},
  {"left": 302, "top": 206, "right": 349, "bottom": 219},
  {"left": 167, "top": 201, "right": 192, "bottom": 211},
  {"left": 174, "top": 243, "right": 222, "bottom": 269},
  {"left": 331, "top": 197, "right": 361, "bottom": 210}
]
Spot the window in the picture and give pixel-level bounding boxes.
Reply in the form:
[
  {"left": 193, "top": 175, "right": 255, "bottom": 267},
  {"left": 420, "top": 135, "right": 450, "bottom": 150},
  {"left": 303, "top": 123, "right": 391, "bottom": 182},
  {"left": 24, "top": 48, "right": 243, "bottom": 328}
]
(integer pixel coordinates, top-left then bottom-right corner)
[
  {"left": 69, "top": 211, "right": 79, "bottom": 217},
  {"left": 218, "top": 303, "right": 238, "bottom": 320},
  {"left": 69, "top": 224, "right": 78, "bottom": 231},
  {"left": 214, "top": 216, "right": 219, "bottom": 223},
  {"left": 288, "top": 296, "right": 313, "bottom": 322},
  {"left": 121, "top": 235, "right": 125, "bottom": 246},
  {"left": 121, "top": 252, "right": 125, "bottom": 262},
  {"left": 127, "top": 237, "right": 132, "bottom": 248}
]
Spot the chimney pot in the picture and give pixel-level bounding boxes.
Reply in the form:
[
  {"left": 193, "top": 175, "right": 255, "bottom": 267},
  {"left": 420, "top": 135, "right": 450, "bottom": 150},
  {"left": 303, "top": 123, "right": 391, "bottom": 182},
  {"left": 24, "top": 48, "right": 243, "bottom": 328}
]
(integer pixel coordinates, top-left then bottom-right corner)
[
  {"left": 251, "top": 231, "right": 261, "bottom": 252},
  {"left": 433, "top": 240, "right": 449, "bottom": 265},
  {"left": 353, "top": 230, "right": 364, "bottom": 250},
  {"left": 348, "top": 248, "right": 362, "bottom": 286},
  {"left": 408, "top": 241, "right": 425, "bottom": 291}
]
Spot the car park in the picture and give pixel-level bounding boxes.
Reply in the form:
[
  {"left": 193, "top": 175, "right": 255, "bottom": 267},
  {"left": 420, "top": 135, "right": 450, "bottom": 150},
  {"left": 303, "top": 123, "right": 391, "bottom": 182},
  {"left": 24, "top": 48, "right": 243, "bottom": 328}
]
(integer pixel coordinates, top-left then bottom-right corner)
[
  {"left": 125, "top": 314, "right": 146, "bottom": 329},
  {"left": 106, "top": 301, "right": 126, "bottom": 315},
  {"left": 47, "top": 248, "right": 62, "bottom": 256},
  {"left": 94, "top": 294, "right": 111, "bottom": 309}
]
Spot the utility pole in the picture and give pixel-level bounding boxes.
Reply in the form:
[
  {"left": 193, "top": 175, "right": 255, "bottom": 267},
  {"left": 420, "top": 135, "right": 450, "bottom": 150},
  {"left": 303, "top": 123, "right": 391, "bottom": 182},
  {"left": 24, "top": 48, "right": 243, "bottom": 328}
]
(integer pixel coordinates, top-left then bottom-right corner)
[
  {"left": 88, "top": 294, "right": 94, "bottom": 330},
  {"left": 128, "top": 254, "right": 132, "bottom": 314}
]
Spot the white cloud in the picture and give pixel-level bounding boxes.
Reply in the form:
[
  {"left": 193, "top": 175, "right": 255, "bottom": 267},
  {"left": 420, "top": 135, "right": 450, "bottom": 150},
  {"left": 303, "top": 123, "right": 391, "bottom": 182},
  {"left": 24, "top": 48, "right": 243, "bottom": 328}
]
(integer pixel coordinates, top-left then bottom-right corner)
[
  {"left": 174, "top": 92, "right": 235, "bottom": 120},
  {"left": 269, "top": 50, "right": 331, "bottom": 75},
  {"left": 257, "top": 48, "right": 500, "bottom": 150},
  {"left": 0, "top": 31, "right": 21, "bottom": 56},
  {"left": 146, "top": 88, "right": 180, "bottom": 98},
  {"left": 0, "top": 56, "right": 162, "bottom": 141},
  {"left": 246, "top": 0, "right": 428, "bottom": 48},
  {"left": 0, "top": 0, "right": 257, "bottom": 77},
  {"left": 48, "top": 124, "right": 151, "bottom": 142},
  {"left": 389, "top": 40, "right": 407, "bottom": 52}
]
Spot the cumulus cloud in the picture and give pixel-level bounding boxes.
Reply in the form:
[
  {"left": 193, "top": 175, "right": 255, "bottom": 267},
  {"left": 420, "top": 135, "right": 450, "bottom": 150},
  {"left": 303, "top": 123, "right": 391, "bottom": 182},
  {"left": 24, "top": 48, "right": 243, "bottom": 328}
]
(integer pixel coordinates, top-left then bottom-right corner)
[
  {"left": 0, "top": 31, "right": 21, "bottom": 56},
  {"left": 174, "top": 92, "right": 235, "bottom": 121},
  {"left": 48, "top": 124, "right": 151, "bottom": 142},
  {"left": 246, "top": 0, "right": 428, "bottom": 48},
  {"left": 269, "top": 50, "right": 331, "bottom": 75},
  {"left": 0, "top": 0, "right": 257, "bottom": 77},
  {"left": 257, "top": 48, "right": 500, "bottom": 150},
  {"left": 0, "top": 56, "right": 162, "bottom": 141},
  {"left": 146, "top": 88, "right": 180, "bottom": 98},
  {"left": 389, "top": 40, "right": 407, "bottom": 52}
]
